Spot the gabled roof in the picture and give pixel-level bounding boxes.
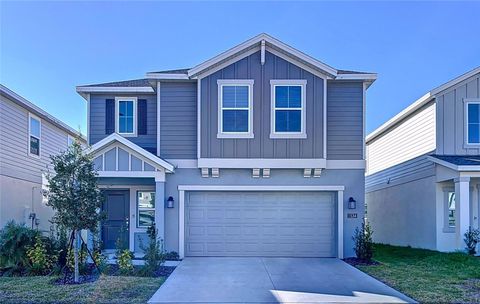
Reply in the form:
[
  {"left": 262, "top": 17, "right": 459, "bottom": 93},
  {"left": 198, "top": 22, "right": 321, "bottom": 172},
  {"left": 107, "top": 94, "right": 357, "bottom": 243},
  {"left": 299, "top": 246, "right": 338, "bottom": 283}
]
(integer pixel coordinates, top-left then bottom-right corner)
[
  {"left": 367, "top": 66, "right": 480, "bottom": 144},
  {"left": 76, "top": 78, "right": 155, "bottom": 98},
  {"left": 0, "top": 84, "right": 85, "bottom": 141},
  {"left": 80, "top": 78, "right": 151, "bottom": 88},
  {"left": 428, "top": 154, "right": 480, "bottom": 172},
  {"left": 89, "top": 133, "right": 174, "bottom": 172}
]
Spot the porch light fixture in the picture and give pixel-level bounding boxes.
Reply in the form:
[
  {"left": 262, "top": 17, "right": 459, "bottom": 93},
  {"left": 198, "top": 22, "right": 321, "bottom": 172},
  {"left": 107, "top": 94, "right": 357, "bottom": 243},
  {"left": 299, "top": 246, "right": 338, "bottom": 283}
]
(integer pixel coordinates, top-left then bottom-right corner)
[
  {"left": 166, "top": 196, "right": 174, "bottom": 208},
  {"left": 348, "top": 197, "right": 356, "bottom": 209}
]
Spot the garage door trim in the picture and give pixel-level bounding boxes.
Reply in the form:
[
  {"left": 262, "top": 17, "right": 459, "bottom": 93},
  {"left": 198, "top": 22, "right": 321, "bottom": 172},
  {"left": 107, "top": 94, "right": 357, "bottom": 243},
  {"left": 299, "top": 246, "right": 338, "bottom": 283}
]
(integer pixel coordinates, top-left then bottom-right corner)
[{"left": 177, "top": 185, "right": 345, "bottom": 259}]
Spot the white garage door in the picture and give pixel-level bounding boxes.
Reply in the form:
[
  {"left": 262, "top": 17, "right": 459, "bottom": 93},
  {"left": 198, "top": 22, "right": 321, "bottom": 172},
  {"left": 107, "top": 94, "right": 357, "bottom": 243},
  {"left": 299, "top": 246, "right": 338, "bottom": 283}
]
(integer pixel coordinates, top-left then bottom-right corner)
[{"left": 185, "top": 191, "right": 337, "bottom": 257}]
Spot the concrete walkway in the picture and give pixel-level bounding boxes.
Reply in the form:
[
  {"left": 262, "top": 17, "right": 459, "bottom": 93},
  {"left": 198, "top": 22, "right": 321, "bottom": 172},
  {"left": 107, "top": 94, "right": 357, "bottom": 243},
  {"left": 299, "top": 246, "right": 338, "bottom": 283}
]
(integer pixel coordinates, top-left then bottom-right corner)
[{"left": 149, "top": 257, "right": 415, "bottom": 304}]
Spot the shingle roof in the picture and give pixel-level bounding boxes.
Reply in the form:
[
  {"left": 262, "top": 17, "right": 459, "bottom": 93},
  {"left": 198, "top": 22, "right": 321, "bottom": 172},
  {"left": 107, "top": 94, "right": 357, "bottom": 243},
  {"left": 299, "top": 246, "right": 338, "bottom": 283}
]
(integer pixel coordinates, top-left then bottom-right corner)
[
  {"left": 81, "top": 78, "right": 151, "bottom": 88},
  {"left": 429, "top": 155, "right": 480, "bottom": 166},
  {"left": 149, "top": 68, "right": 190, "bottom": 74},
  {"left": 337, "top": 69, "right": 373, "bottom": 74}
]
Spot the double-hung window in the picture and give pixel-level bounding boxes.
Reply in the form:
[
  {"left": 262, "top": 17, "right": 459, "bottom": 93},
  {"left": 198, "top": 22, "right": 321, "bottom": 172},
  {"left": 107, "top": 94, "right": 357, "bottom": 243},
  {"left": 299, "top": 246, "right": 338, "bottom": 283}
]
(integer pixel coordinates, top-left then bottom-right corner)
[
  {"left": 270, "top": 80, "right": 306, "bottom": 138},
  {"left": 217, "top": 80, "right": 254, "bottom": 138},
  {"left": 67, "top": 135, "right": 75, "bottom": 147},
  {"left": 115, "top": 97, "right": 137, "bottom": 136},
  {"left": 466, "top": 99, "right": 480, "bottom": 145},
  {"left": 137, "top": 191, "right": 155, "bottom": 228},
  {"left": 28, "top": 114, "right": 41, "bottom": 157}
]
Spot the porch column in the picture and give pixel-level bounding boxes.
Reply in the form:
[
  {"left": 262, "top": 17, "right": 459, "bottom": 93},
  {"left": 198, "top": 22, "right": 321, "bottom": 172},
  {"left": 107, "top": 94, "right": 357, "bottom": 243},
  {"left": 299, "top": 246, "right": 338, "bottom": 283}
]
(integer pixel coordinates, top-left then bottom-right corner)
[
  {"left": 155, "top": 178, "right": 165, "bottom": 242},
  {"left": 454, "top": 176, "right": 471, "bottom": 250}
]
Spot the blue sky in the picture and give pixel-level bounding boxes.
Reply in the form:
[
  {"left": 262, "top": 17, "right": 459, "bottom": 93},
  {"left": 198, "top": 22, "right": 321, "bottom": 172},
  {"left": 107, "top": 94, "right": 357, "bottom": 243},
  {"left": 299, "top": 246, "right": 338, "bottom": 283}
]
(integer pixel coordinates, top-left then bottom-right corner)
[{"left": 1, "top": 1, "right": 479, "bottom": 135}]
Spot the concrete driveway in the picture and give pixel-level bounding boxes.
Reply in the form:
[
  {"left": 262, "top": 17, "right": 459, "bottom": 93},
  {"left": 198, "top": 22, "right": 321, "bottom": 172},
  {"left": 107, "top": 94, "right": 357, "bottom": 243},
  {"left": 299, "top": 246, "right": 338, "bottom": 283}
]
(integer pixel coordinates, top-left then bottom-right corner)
[{"left": 149, "top": 257, "right": 415, "bottom": 304}]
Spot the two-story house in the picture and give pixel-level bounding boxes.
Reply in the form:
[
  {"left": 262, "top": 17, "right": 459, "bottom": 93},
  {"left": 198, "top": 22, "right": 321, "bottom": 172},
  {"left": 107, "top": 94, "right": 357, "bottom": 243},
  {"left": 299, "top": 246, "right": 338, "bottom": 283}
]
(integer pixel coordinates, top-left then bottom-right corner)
[
  {"left": 76, "top": 33, "right": 376, "bottom": 258},
  {"left": 366, "top": 67, "right": 480, "bottom": 253},
  {"left": 0, "top": 84, "right": 86, "bottom": 231}
]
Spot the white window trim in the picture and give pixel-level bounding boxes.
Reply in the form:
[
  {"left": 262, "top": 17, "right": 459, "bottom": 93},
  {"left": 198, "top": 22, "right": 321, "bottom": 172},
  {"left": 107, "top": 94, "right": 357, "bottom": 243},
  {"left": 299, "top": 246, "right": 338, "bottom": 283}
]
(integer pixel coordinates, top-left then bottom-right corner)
[
  {"left": 442, "top": 187, "right": 455, "bottom": 233},
  {"left": 217, "top": 79, "right": 254, "bottom": 139},
  {"left": 67, "top": 134, "right": 75, "bottom": 146},
  {"left": 464, "top": 98, "right": 480, "bottom": 146},
  {"left": 137, "top": 190, "right": 156, "bottom": 228},
  {"left": 115, "top": 97, "right": 138, "bottom": 137},
  {"left": 270, "top": 79, "right": 307, "bottom": 139},
  {"left": 28, "top": 113, "right": 41, "bottom": 158}
]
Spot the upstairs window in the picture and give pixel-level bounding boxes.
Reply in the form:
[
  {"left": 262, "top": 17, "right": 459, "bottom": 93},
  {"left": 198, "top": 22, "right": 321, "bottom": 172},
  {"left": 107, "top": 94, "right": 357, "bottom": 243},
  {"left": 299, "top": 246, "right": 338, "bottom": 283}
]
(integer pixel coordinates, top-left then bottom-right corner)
[
  {"left": 270, "top": 80, "right": 306, "bottom": 138},
  {"left": 115, "top": 97, "right": 137, "bottom": 136},
  {"left": 217, "top": 80, "right": 254, "bottom": 138},
  {"left": 467, "top": 100, "right": 480, "bottom": 144},
  {"left": 29, "top": 114, "right": 41, "bottom": 157}
]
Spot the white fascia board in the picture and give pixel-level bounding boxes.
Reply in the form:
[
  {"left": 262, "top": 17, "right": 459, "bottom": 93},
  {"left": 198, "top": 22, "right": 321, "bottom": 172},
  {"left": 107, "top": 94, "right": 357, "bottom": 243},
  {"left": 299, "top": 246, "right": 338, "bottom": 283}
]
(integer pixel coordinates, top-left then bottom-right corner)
[
  {"left": 366, "top": 92, "right": 433, "bottom": 144},
  {"left": 335, "top": 73, "right": 378, "bottom": 81},
  {"left": 366, "top": 66, "right": 480, "bottom": 144},
  {"left": 97, "top": 171, "right": 165, "bottom": 180},
  {"left": 89, "top": 133, "right": 174, "bottom": 172},
  {"left": 198, "top": 158, "right": 327, "bottom": 169},
  {"left": 326, "top": 160, "right": 365, "bottom": 169},
  {"left": 145, "top": 73, "right": 190, "bottom": 80},
  {"left": 178, "top": 185, "right": 345, "bottom": 191},
  {"left": 188, "top": 33, "right": 338, "bottom": 78},
  {"left": 76, "top": 87, "right": 154, "bottom": 93},
  {"left": 0, "top": 84, "right": 85, "bottom": 141}
]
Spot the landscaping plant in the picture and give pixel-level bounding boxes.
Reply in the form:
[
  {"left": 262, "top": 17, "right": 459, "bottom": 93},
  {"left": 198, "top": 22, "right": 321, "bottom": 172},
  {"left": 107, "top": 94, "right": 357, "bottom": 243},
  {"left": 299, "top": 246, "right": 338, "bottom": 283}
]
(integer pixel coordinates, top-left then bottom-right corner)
[
  {"left": 139, "top": 223, "right": 165, "bottom": 277},
  {"left": 44, "top": 139, "right": 105, "bottom": 283},
  {"left": 117, "top": 249, "right": 134, "bottom": 275},
  {"left": 26, "top": 235, "right": 58, "bottom": 275},
  {"left": 353, "top": 221, "right": 374, "bottom": 262},
  {"left": 464, "top": 226, "right": 480, "bottom": 255},
  {"left": 0, "top": 221, "right": 40, "bottom": 274}
]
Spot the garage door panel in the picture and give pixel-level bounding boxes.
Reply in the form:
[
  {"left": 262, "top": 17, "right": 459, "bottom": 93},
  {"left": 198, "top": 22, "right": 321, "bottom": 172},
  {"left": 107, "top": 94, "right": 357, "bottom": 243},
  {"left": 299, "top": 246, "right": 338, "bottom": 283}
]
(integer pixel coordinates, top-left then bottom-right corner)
[{"left": 185, "top": 191, "right": 336, "bottom": 257}]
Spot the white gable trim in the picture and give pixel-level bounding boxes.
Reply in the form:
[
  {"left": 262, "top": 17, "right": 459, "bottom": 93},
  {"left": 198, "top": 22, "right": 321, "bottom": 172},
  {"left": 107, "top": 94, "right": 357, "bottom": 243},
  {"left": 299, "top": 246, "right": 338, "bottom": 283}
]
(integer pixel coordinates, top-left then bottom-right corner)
[
  {"left": 188, "top": 33, "right": 338, "bottom": 79},
  {"left": 76, "top": 86, "right": 154, "bottom": 93},
  {"left": 89, "top": 133, "right": 174, "bottom": 172}
]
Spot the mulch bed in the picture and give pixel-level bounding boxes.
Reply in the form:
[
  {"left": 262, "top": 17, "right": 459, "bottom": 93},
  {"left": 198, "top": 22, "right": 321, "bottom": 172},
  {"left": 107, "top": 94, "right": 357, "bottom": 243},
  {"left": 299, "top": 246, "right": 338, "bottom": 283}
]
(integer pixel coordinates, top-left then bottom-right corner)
[{"left": 343, "top": 257, "right": 380, "bottom": 266}]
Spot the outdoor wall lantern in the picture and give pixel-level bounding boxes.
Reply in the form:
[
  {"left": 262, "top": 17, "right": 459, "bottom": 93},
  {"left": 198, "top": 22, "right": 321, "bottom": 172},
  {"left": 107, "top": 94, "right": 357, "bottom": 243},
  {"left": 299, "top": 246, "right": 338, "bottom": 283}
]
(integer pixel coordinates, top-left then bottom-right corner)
[
  {"left": 166, "top": 196, "right": 175, "bottom": 208},
  {"left": 348, "top": 197, "right": 357, "bottom": 209}
]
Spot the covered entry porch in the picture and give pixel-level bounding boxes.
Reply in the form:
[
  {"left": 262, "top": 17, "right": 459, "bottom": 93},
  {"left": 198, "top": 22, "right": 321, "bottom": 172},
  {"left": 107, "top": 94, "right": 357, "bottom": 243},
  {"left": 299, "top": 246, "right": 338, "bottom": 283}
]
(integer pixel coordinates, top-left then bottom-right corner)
[
  {"left": 430, "top": 155, "right": 480, "bottom": 252},
  {"left": 89, "top": 133, "right": 174, "bottom": 253}
]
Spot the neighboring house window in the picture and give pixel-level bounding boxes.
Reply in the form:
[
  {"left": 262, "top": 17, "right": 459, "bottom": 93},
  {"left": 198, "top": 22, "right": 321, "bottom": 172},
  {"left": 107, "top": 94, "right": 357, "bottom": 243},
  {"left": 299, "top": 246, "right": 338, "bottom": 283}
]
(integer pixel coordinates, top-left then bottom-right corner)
[
  {"left": 443, "top": 189, "right": 455, "bottom": 232},
  {"left": 28, "top": 113, "right": 41, "bottom": 157},
  {"left": 67, "top": 135, "right": 75, "bottom": 146},
  {"left": 137, "top": 191, "right": 155, "bottom": 228},
  {"left": 217, "top": 79, "right": 254, "bottom": 138},
  {"left": 270, "top": 80, "right": 306, "bottom": 138},
  {"left": 466, "top": 100, "right": 480, "bottom": 144},
  {"left": 115, "top": 97, "right": 137, "bottom": 136}
]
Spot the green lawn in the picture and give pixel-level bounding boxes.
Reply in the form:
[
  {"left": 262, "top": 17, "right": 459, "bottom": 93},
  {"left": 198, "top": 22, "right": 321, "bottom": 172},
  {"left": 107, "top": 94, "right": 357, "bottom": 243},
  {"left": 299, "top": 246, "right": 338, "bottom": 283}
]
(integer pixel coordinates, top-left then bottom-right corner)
[
  {"left": 0, "top": 275, "right": 165, "bottom": 304},
  {"left": 356, "top": 244, "right": 480, "bottom": 303}
]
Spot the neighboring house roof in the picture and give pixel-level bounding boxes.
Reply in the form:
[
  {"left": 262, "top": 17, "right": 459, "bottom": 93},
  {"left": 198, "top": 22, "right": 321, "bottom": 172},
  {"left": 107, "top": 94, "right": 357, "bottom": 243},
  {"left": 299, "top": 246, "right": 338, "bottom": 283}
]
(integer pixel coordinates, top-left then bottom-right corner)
[
  {"left": 428, "top": 154, "right": 480, "bottom": 171},
  {"left": 80, "top": 78, "right": 152, "bottom": 88},
  {"left": 367, "top": 66, "right": 480, "bottom": 144},
  {"left": 0, "top": 84, "right": 86, "bottom": 141},
  {"left": 89, "top": 133, "right": 175, "bottom": 172},
  {"left": 76, "top": 78, "right": 155, "bottom": 98}
]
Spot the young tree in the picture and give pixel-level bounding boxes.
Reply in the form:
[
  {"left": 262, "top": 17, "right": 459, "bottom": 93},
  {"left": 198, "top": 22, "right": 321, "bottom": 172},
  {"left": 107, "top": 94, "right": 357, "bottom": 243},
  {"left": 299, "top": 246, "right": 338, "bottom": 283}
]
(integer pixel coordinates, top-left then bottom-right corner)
[{"left": 45, "top": 140, "right": 104, "bottom": 282}]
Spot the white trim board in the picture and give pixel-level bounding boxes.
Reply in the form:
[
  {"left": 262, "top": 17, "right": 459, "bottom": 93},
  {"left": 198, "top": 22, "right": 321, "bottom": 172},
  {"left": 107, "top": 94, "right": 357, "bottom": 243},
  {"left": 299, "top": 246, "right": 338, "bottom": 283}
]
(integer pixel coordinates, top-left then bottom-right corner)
[
  {"left": 76, "top": 86, "right": 154, "bottom": 93},
  {"left": 89, "top": 133, "right": 175, "bottom": 172},
  {"left": 177, "top": 185, "right": 345, "bottom": 259},
  {"left": 198, "top": 158, "right": 327, "bottom": 169}
]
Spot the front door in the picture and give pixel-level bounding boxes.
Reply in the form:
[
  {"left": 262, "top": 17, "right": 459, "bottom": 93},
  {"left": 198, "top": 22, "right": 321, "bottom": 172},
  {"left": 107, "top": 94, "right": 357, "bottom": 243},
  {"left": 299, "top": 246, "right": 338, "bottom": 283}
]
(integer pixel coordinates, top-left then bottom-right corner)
[{"left": 102, "top": 190, "right": 130, "bottom": 250}]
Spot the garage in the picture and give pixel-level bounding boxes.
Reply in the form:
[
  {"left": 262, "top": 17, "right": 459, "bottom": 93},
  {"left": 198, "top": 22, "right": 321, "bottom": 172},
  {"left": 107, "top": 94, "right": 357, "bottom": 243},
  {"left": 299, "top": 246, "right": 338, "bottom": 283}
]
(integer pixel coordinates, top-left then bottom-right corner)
[{"left": 184, "top": 191, "right": 337, "bottom": 257}]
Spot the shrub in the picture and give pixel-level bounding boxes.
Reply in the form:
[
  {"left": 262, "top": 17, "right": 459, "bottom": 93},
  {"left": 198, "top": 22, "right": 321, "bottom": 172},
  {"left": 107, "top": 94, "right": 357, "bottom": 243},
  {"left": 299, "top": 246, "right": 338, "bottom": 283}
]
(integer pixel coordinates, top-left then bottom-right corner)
[
  {"left": 139, "top": 223, "right": 165, "bottom": 276},
  {"left": 464, "top": 226, "right": 480, "bottom": 255},
  {"left": 165, "top": 251, "right": 179, "bottom": 261},
  {"left": 353, "top": 221, "right": 374, "bottom": 262},
  {"left": 117, "top": 249, "right": 134, "bottom": 275},
  {"left": 0, "top": 221, "right": 40, "bottom": 274},
  {"left": 26, "top": 235, "right": 58, "bottom": 275}
]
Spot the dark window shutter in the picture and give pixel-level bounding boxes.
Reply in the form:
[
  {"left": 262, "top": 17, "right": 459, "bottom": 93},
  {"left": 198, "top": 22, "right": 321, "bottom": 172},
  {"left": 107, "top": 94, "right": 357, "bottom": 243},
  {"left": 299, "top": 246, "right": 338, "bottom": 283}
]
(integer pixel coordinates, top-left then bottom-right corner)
[
  {"left": 138, "top": 99, "right": 147, "bottom": 135},
  {"left": 105, "top": 99, "right": 115, "bottom": 134}
]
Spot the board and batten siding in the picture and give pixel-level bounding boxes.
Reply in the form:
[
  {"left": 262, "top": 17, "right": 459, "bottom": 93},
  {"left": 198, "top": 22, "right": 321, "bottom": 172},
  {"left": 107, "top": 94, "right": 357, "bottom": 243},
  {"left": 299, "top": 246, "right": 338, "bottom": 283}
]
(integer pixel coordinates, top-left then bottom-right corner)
[
  {"left": 436, "top": 72, "right": 480, "bottom": 155},
  {"left": 0, "top": 95, "right": 73, "bottom": 184},
  {"left": 366, "top": 102, "right": 436, "bottom": 175},
  {"left": 89, "top": 93, "right": 157, "bottom": 153},
  {"left": 327, "top": 81, "right": 364, "bottom": 160},
  {"left": 200, "top": 50, "right": 325, "bottom": 159},
  {"left": 159, "top": 82, "right": 197, "bottom": 159}
]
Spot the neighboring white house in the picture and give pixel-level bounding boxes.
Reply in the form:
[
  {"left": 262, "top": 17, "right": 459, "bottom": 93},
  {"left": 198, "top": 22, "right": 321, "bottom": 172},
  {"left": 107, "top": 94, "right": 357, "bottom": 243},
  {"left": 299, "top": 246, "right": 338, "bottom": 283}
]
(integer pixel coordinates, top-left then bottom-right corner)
[
  {"left": 366, "top": 67, "right": 480, "bottom": 252},
  {"left": 0, "top": 84, "right": 86, "bottom": 231}
]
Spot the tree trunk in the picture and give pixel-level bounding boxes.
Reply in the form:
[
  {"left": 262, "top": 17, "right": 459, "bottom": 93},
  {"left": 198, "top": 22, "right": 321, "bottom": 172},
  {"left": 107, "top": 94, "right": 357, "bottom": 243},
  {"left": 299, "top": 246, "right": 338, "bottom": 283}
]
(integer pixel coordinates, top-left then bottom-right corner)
[{"left": 74, "top": 230, "right": 79, "bottom": 283}]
